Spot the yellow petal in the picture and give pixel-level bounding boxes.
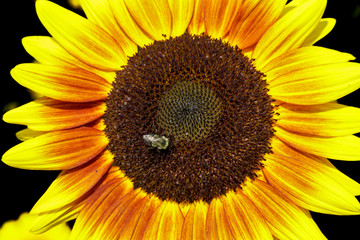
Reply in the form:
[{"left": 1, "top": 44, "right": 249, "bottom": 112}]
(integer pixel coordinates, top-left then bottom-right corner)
[
  {"left": 264, "top": 154, "right": 360, "bottom": 215},
  {"left": 10, "top": 64, "right": 111, "bottom": 102},
  {"left": 31, "top": 202, "right": 84, "bottom": 234},
  {"left": 263, "top": 46, "right": 355, "bottom": 79},
  {"left": 2, "top": 127, "right": 108, "bottom": 170},
  {"left": 22, "top": 36, "right": 116, "bottom": 83},
  {"left": 69, "top": 175, "right": 133, "bottom": 240},
  {"left": 131, "top": 197, "right": 162, "bottom": 240},
  {"left": 276, "top": 102, "right": 360, "bottom": 137},
  {"left": 275, "top": 126, "right": 360, "bottom": 161},
  {"left": 204, "top": 0, "right": 242, "bottom": 39},
  {"left": 271, "top": 137, "right": 360, "bottom": 196},
  {"left": 3, "top": 97, "right": 105, "bottom": 131},
  {"left": 124, "top": 0, "right": 172, "bottom": 40},
  {"left": 36, "top": 0, "right": 126, "bottom": 71},
  {"left": 253, "top": 0, "right": 326, "bottom": 69},
  {"left": 0, "top": 212, "right": 71, "bottom": 239},
  {"left": 268, "top": 62, "right": 360, "bottom": 105},
  {"left": 243, "top": 179, "right": 326, "bottom": 240},
  {"left": 221, "top": 191, "right": 273, "bottom": 240},
  {"left": 205, "top": 198, "right": 233, "bottom": 239},
  {"left": 168, "top": 0, "right": 195, "bottom": 37},
  {"left": 31, "top": 151, "right": 113, "bottom": 213},
  {"left": 187, "top": 0, "right": 206, "bottom": 35},
  {"left": 301, "top": 18, "right": 336, "bottom": 46},
  {"left": 228, "top": 0, "right": 286, "bottom": 49},
  {"left": 16, "top": 129, "right": 46, "bottom": 141},
  {"left": 108, "top": 0, "right": 153, "bottom": 47},
  {"left": 143, "top": 201, "right": 184, "bottom": 240},
  {"left": 181, "top": 201, "right": 208, "bottom": 240},
  {"left": 90, "top": 189, "right": 148, "bottom": 239},
  {"left": 80, "top": 0, "right": 137, "bottom": 57}
]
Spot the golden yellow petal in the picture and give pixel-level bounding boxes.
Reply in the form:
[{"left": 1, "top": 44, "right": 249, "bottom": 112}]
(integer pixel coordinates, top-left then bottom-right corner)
[
  {"left": 69, "top": 175, "right": 132, "bottom": 240},
  {"left": 181, "top": 201, "right": 208, "bottom": 240},
  {"left": 301, "top": 18, "right": 336, "bottom": 46},
  {"left": 264, "top": 154, "right": 360, "bottom": 215},
  {"left": 108, "top": 0, "right": 153, "bottom": 47},
  {"left": 3, "top": 97, "right": 105, "bottom": 131},
  {"left": 253, "top": 0, "right": 326, "bottom": 69},
  {"left": 36, "top": 0, "right": 126, "bottom": 71},
  {"left": 263, "top": 46, "right": 355, "bottom": 80},
  {"left": 228, "top": 0, "right": 286, "bottom": 49},
  {"left": 168, "top": 0, "right": 195, "bottom": 37},
  {"left": 243, "top": 179, "right": 326, "bottom": 240},
  {"left": 31, "top": 151, "right": 113, "bottom": 214},
  {"left": 205, "top": 198, "right": 233, "bottom": 239},
  {"left": 124, "top": 0, "right": 172, "bottom": 40},
  {"left": 22, "top": 36, "right": 116, "bottom": 82},
  {"left": 10, "top": 64, "right": 111, "bottom": 102},
  {"left": 276, "top": 102, "right": 360, "bottom": 137},
  {"left": 80, "top": 0, "right": 138, "bottom": 57},
  {"left": 187, "top": 0, "right": 206, "bottom": 35},
  {"left": 2, "top": 127, "right": 108, "bottom": 170},
  {"left": 271, "top": 137, "right": 360, "bottom": 196},
  {"left": 268, "top": 62, "right": 360, "bottom": 105},
  {"left": 221, "top": 191, "right": 272, "bottom": 239},
  {"left": 31, "top": 202, "right": 84, "bottom": 234},
  {"left": 143, "top": 201, "right": 184, "bottom": 240},
  {"left": 204, "top": 0, "right": 242, "bottom": 39},
  {"left": 275, "top": 127, "right": 360, "bottom": 161}
]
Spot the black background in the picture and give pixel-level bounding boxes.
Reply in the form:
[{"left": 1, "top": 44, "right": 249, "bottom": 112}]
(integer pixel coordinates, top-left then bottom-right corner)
[{"left": 1, "top": 0, "right": 360, "bottom": 239}]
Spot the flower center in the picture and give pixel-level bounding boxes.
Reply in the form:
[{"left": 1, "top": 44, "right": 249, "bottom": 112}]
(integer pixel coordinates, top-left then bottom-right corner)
[
  {"left": 103, "top": 33, "right": 275, "bottom": 203},
  {"left": 157, "top": 80, "right": 222, "bottom": 142}
]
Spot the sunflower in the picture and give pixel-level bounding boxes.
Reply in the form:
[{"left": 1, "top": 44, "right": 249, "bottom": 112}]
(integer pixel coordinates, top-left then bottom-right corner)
[{"left": 3, "top": 0, "right": 360, "bottom": 239}]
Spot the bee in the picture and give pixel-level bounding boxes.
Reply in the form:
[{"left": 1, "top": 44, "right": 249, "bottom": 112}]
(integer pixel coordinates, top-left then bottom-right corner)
[{"left": 143, "top": 134, "right": 170, "bottom": 150}]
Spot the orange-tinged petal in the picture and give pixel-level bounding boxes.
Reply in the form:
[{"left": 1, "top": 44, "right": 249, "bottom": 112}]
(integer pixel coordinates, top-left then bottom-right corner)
[
  {"left": 90, "top": 189, "right": 147, "bottom": 240},
  {"left": 275, "top": 126, "right": 360, "bottom": 161},
  {"left": 271, "top": 137, "right": 360, "bottom": 196},
  {"left": 268, "top": 62, "right": 360, "bottom": 105},
  {"left": 31, "top": 151, "right": 113, "bottom": 213},
  {"left": 221, "top": 191, "right": 272, "bottom": 240},
  {"left": 22, "top": 36, "right": 116, "bottom": 83},
  {"left": 263, "top": 46, "right": 355, "bottom": 80},
  {"left": 124, "top": 0, "right": 172, "bottom": 40},
  {"left": 228, "top": 0, "right": 286, "bottom": 49},
  {"left": 276, "top": 102, "right": 360, "bottom": 137},
  {"left": 181, "top": 201, "right": 208, "bottom": 240},
  {"left": 108, "top": 0, "right": 153, "bottom": 47},
  {"left": 204, "top": 0, "right": 242, "bottom": 39},
  {"left": 2, "top": 127, "right": 108, "bottom": 170},
  {"left": 205, "top": 198, "right": 233, "bottom": 240},
  {"left": 187, "top": 0, "right": 206, "bottom": 35},
  {"left": 264, "top": 154, "right": 360, "bottom": 215},
  {"left": 243, "top": 179, "right": 326, "bottom": 240},
  {"left": 168, "top": 0, "right": 195, "bottom": 37},
  {"left": 10, "top": 64, "right": 111, "bottom": 102},
  {"left": 32, "top": 166, "right": 123, "bottom": 233},
  {"left": 131, "top": 197, "right": 162, "bottom": 240},
  {"left": 69, "top": 175, "right": 133, "bottom": 240},
  {"left": 253, "top": 0, "right": 326, "bottom": 69},
  {"left": 301, "top": 18, "right": 336, "bottom": 46},
  {"left": 80, "top": 0, "right": 138, "bottom": 57},
  {"left": 143, "top": 201, "right": 184, "bottom": 240},
  {"left": 36, "top": 0, "right": 126, "bottom": 71},
  {"left": 3, "top": 97, "right": 105, "bottom": 131}
]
